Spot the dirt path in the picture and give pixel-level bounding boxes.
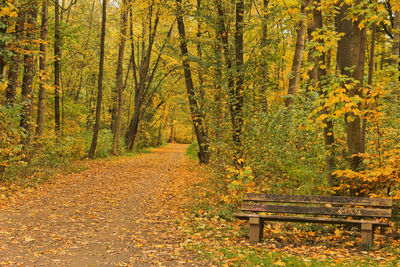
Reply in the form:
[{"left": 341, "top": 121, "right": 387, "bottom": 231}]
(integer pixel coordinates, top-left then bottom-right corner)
[{"left": 0, "top": 144, "right": 207, "bottom": 266}]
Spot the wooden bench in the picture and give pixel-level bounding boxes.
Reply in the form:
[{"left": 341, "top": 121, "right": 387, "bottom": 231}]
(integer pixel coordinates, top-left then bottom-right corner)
[{"left": 234, "top": 193, "right": 392, "bottom": 246}]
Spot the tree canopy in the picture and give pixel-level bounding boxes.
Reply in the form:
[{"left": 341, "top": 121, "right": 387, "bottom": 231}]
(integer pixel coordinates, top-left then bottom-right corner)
[{"left": 1, "top": 0, "right": 400, "bottom": 201}]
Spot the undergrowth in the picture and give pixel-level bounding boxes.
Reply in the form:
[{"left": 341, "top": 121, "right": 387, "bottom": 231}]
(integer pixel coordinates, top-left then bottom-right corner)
[
  {"left": 185, "top": 142, "right": 199, "bottom": 161},
  {"left": 183, "top": 145, "right": 400, "bottom": 266}
]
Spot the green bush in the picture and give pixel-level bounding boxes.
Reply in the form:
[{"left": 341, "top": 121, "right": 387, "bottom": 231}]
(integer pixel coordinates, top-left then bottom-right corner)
[
  {"left": 185, "top": 142, "right": 199, "bottom": 161},
  {"left": 0, "top": 105, "right": 25, "bottom": 179}
]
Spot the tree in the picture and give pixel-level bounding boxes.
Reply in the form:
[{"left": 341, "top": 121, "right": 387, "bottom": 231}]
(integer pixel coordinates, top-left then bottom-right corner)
[
  {"left": 20, "top": 3, "right": 38, "bottom": 149},
  {"left": 5, "top": 9, "right": 25, "bottom": 106},
  {"left": 392, "top": 8, "right": 400, "bottom": 72},
  {"left": 54, "top": 0, "right": 61, "bottom": 133},
  {"left": 285, "top": 0, "right": 307, "bottom": 107},
  {"left": 335, "top": 1, "right": 366, "bottom": 172},
  {"left": 88, "top": 0, "right": 107, "bottom": 159},
  {"left": 125, "top": 2, "right": 174, "bottom": 152},
  {"left": 176, "top": 0, "right": 209, "bottom": 164},
  {"left": 230, "top": 0, "right": 245, "bottom": 169},
  {"left": 36, "top": 0, "right": 49, "bottom": 137},
  {"left": 308, "top": 0, "right": 336, "bottom": 185},
  {"left": 0, "top": 2, "right": 7, "bottom": 82},
  {"left": 112, "top": 0, "right": 129, "bottom": 155},
  {"left": 260, "top": 0, "right": 270, "bottom": 113}
]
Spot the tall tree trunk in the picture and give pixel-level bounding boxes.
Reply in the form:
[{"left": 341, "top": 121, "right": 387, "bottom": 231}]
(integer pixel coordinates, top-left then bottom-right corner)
[
  {"left": 36, "top": 0, "right": 49, "bottom": 137},
  {"left": 260, "top": 0, "right": 269, "bottom": 113},
  {"left": 306, "top": 10, "right": 317, "bottom": 89},
  {"left": 214, "top": 0, "right": 228, "bottom": 142},
  {"left": 74, "top": 0, "right": 96, "bottom": 103},
  {"left": 362, "top": 23, "right": 376, "bottom": 154},
  {"left": 54, "top": 0, "right": 61, "bottom": 133},
  {"left": 196, "top": 0, "right": 205, "bottom": 100},
  {"left": 308, "top": 0, "right": 337, "bottom": 185},
  {"left": 285, "top": 0, "right": 307, "bottom": 107},
  {"left": 112, "top": 0, "right": 128, "bottom": 155},
  {"left": 126, "top": 101, "right": 141, "bottom": 150},
  {"left": 176, "top": 0, "right": 209, "bottom": 164},
  {"left": 124, "top": 8, "right": 138, "bottom": 150},
  {"left": 213, "top": 0, "right": 245, "bottom": 168},
  {"left": 157, "top": 105, "right": 168, "bottom": 146},
  {"left": 88, "top": 0, "right": 107, "bottom": 159},
  {"left": 335, "top": 1, "right": 366, "bottom": 172},
  {"left": 168, "top": 119, "right": 175, "bottom": 143},
  {"left": 213, "top": 21, "right": 223, "bottom": 140},
  {"left": 392, "top": 10, "right": 400, "bottom": 69},
  {"left": 230, "top": 0, "right": 245, "bottom": 168},
  {"left": 20, "top": 5, "right": 38, "bottom": 149},
  {"left": 6, "top": 14, "right": 25, "bottom": 105},
  {"left": 0, "top": 15, "right": 6, "bottom": 82},
  {"left": 125, "top": 9, "right": 172, "bottom": 151}
]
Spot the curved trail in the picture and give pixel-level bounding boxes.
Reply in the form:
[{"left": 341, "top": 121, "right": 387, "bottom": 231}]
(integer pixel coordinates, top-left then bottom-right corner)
[{"left": 0, "top": 144, "right": 207, "bottom": 266}]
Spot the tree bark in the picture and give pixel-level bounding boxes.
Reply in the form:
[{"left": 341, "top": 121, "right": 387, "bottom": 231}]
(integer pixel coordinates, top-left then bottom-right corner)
[
  {"left": 215, "top": 0, "right": 232, "bottom": 137},
  {"left": 213, "top": 11, "right": 223, "bottom": 140},
  {"left": 231, "top": 0, "right": 245, "bottom": 168},
  {"left": 196, "top": 0, "right": 205, "bottom": 100},
  {"left": 261, "top": 0, "right": 269, "bottom": 113},
  {"left": 112, "top": 0, "right": 129, "bottom": 155},
  {"left": 36, "top": 0, "right": 49, "bottom": 137},
  {"left": 216, "top": 0, "right": 245, "bottom": 168},
  {"left": 74, "top": 0, "right": 95, "bottom": 103},
  {"left": 54, "top": 0, "right": 61, "bottom": 133},
  {"left": 6, "top": 13, "right": 25, "bottom": 106},
  {"left": 362, "top": 23, "right": 376, "bottom": 154},
  {"left": 176, "top": 0, "right": 209, "bottom": 164},
  {"left": 0, "top": 14, "right": 6, "bottom": 82},
  {"left": 88, "top": 0, "right": 107, "bottom": 159},
  {"left": 306, "top": 8, "right": 317, "bottom": 89},
  {"left": 285, "top": 0, "right": 307, "bottom": 107},
  {"left": 125, "top": 8, "right": 173, "bottom": 151},
  {"left": 308, "top": 0, "right": 337, "bottom": 185},
  {"left": 392, "top": 11, "right": 400, "bottom": 67},
  {"left": 168, "top": 119, "right": 175, "bottom": 143},
  {"left": 20, "top": 5, "right": 38, "bottom": 149},
  {"left": 125, "top": 13, "right": 156, "bottom": 150},
  {"left": 335, "top": 1, "right": 366, "bottom": 172}
]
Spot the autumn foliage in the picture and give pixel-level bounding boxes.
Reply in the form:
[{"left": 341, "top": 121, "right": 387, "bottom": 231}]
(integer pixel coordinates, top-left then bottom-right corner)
[{"left": 1, "top": 0, "right": 400, "bottom": 264}]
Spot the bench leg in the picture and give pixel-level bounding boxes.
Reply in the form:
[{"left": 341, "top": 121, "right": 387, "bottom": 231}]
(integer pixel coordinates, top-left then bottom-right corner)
[
  {"left": 361, "top": 223, "right": 374, "bottom": 247},
  {"left": 249, "top": 217, "right": 263, "bottom": 243}
]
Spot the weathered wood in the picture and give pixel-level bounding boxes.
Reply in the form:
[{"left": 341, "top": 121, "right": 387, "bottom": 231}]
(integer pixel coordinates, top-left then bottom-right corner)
[
  {"left": 243, "top": 193, "right": 393, "bottom": 207},
  {"left": 241, "top": 203, "right": 392, "bottom": 218},
  {"left": 249, "top": 217, "right": 263, "bottom": 243},
  {"left": 233, "top": 213, "right": 389, "bottom": 226},
  {"left": 235, "top": 193, "right": 392, "bottom": 246},
  {"left": 361, "top": 223, "right": 374, "bottom": 247}
]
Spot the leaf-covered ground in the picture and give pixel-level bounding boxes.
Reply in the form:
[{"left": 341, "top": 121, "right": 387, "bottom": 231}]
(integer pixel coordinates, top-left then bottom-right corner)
[
  {"left": 0, "top": 144, "right": 207, "bottom": 266},
  {"left": 2, "top": 144, "right": 399, "bottom": 266},
  {"left": 181, "top": 177, "right": 400, "bottom": 266}
]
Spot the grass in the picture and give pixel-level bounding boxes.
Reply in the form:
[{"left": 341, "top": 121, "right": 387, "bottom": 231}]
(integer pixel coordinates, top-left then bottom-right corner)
[
  {"left": 185, "top": 142, "right": 199, "bottom": 161},
  {"left": 191, "top": 244, "right": 400, "bottom": 266},
  {"left": 183, "top": 214, "right": 400, "bottom": 266},
  {"left": 122, "top": 148, "right": 153, "bottom": 157}
]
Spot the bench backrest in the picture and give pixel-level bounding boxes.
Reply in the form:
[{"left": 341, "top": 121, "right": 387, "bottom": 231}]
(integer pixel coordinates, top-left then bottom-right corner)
[{"left": 241, "top": 193, "right": 392, "bottom": 218}]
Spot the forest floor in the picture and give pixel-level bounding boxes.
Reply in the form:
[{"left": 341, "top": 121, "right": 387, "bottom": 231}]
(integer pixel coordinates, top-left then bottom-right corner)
[
  {"left": 0, "top": 144, "right": 208, "bottom": 266},
  {"left": 1, "top": 144, "right": 400, "bottom": 267}
]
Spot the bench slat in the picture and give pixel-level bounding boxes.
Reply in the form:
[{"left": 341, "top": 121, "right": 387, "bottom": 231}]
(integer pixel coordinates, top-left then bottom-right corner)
[
  {"left": 243, "top": 193, "right": 393, "bottom": 207},
  {"left": 241, "top": 203, "right": 392, "bottom": 217},
  {"left": 233, "top": 213, "right": 390, "bottom": 226}
]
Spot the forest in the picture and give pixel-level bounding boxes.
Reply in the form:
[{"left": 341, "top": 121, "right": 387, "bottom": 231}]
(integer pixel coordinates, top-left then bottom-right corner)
[{"left": 1, "top": 0, "right": 400, "bottom": 265}]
